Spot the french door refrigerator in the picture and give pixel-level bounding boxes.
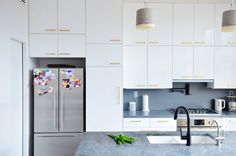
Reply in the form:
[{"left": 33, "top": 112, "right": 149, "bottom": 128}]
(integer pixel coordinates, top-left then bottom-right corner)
[{"left": 33, "top": 68, "right": 83, "bottom": 156}]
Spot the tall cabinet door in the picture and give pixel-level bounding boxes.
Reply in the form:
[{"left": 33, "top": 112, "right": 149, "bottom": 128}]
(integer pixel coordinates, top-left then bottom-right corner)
[
  {"left": 86, "top": 67, "right": 123, "bottom": 131},
  {"left": 59, "top": 68, "right": 84, "bottom": 132},
  {"left": 29, "top": 0, "right": 57, "bottom": 33},
  {"left": 148, "top": 3, "right": 173, "bottom": 45},
  {"left": 86, "top": 0, "right": 122, "bottom": 43},
  {"left": 58, "top": 0, "right": 85, "bottom": 34},
  {"left": 173, "top": 4, "right": 194, "bottom": 45},
  {"left": 148, "top": 46, "right": 173, "bottom": 88},
  {"left": 123, "top": 2, "right": 147, "bottom": 45},
  {"left": 34, "top": 69, "right": 59, "bottom": 133},
  {"left": 123, "top": 46, "right": 147, "bottom": 88}
]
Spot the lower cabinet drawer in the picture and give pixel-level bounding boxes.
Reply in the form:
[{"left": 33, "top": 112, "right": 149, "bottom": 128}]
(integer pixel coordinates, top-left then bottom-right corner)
[
  {"left": 222, "top": 118, "right": 236, "bottom": 131},
  {"left": 123, "top": 118, "right": 150, "bottom": 131},
  {"left": 150, "top": 118, "right": 177, "bottom": 131}
]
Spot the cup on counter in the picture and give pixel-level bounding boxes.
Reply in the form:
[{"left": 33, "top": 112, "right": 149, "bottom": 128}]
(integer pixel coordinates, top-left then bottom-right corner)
[{"left": 129, "top": 102, "right": 136, "bottom": 112}]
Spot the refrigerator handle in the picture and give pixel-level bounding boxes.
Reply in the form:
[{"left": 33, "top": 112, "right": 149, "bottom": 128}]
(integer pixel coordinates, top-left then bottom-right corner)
[
  {"left": 61, "top": 91, "right": 64, "bottom": 129},
  {"left": 53, "top": 90, "right": 57, "bottom": 129},
  {"left": 117, "top": 86, "right": 122, "bottom": 105}
]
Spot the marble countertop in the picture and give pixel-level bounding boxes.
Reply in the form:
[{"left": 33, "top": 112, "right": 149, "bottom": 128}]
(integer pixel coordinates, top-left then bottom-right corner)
[
  {"left": 75, "top": 131, "right": 236, "bottom": 156},
  {"left": 221, "top": 111, "right": 236, "bottom": 118}
]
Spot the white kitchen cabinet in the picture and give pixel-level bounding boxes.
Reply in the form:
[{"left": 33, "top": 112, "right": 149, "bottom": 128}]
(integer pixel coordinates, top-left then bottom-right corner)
[
  {"left": 123, "top": 118, "right": 150, "bottom": 132},
  {"left": 86, "top": 0, "right": 122, "bottom": 43},
  {"left": 148, "top": 46, "right": 173, "bottom": 88},
  {"left": 194, "top": 4, "right": 215, "bottom": 46},
  {"left": 150, "top": 118, "right": 177, "bottom": 131},
  {"left": 86, "top": 67, "right": 123, "bottom": 131},
  {"left": 222, "top": 118, "right": 236, "bottom": 131},
  {"left": 123, "top": 2, "right": 147, "bottom": 45},
  {"left": 30, "top": 34, "right": 58, "bottom": 57},
  {"left": 123, "top": 46, "right": 147, "bottom": 88},
  {"left": 173, "top": 46, "right": 194, "bottom": 79},
  {"left": 193, "top": 47, "right": 214, "bottom": 79},
  {"left": 215, "top": 3, "right": 236, "bottom": 46},
  {"left": 58, "top": 35, "right": 85, "bottom": 57},
  {"left": 58, "top": 0, "right": 85, "bottom": 34},
  {"left": 29, "top": 0, "right": 57, "bottom": 34},
  {"left": 148, "top": 3, "right": 173, "bottom": 46},
  {"left": 173, "top": 4, "right": 194, "bottom": 46},
  {"left": 213, "top": 47, "right": 236, "bottom": 89},
  {"left": 86, "top": 44, "right": 122, "bottom": 67}
]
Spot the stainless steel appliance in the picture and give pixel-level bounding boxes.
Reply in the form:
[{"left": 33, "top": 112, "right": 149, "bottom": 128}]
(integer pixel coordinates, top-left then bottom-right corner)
[
  {"left": 227, "top": 96, "right": 236, "bottom": 111},
  {"left": 33, "top": 68, "right": 84, "bottom": 156}
]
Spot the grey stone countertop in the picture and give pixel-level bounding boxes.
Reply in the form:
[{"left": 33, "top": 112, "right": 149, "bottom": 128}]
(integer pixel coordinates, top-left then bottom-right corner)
[
  {"left": 123, "top": 110, "right": 174, "bottom": 118},
  {"left": 221, "top": 111, "right": 236, "bottom": 117},
  {"left": 75, "top": 131, "right": 236, "bottom": 156}
]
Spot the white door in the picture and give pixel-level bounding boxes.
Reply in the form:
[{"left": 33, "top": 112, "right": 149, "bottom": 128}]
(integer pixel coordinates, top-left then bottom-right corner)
[
  {"left": 173, "top": 46, "right": 193, "bottom": 79},
  {"left": 86, "top": 0, "right": 122, "bottom": 43},
  {"left": 58, "top": 35, "right": 85, "bottom": 58},
  {"left": 148, "top": 3, "right": 173, "bottom": 45},
  {"left": 173, "top": 4, "right": 194, "bottom": 46},
  {"left": 194, "top": 4, "right": 215, "bottom": 46},
  {"left": 148, "top": 46, "right": 173, "bottom": 88},
  {"left": 86, "top": 44, "right": 122, "bottom": 67},
  {"left": 0, "top": 39, "right": 23, "bottom": 156},
  {"left": 123, "top": 46, "right": 147, "bottom": 88},
  {"left": 215, "top": 3, "right": 236, "bottom": 46},
  {"left": 193, "top": 47, "right": 214, "bottom": 79},
  {"left": 214, "top": 47, "right": 236, "bottom": 88},
  {"left": 29, "top": 34, "right": 58, "bottom": 57},
  {"left": 58, "top": 0, "right": 85, "bottom": 34},
  {"left": 123, "top": 2, "right": 147, "bottom": 45},
  {"left": 29, "top": 0, "right": 57, "bottom": 33},
  {"left": 86, "top": 67, "right": 123, "bottom": 131}
]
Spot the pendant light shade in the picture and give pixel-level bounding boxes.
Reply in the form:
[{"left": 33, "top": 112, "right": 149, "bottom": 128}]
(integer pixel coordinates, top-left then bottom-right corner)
[
  {"left": 222, "top": 10, "right": 236, "bottom": 32},
  {"left": 136, "top": 8, "right": 155, "bottom": 30}
]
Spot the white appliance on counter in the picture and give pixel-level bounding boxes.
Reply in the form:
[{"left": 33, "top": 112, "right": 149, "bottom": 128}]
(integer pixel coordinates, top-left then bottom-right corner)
[{"left": 33, "top": 68, "right": 84, "bottom": 156}]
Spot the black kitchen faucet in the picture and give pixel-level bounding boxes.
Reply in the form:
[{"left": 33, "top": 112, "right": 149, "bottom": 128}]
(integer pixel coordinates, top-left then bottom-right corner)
[{"left": 174, "top": 106, "right": 191, "bottom": 146}]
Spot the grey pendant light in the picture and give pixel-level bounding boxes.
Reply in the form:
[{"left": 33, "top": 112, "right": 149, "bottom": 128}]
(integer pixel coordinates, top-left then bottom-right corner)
[
  {"left": 222, "top": 0, "right": 236, "bottom": 32},
  {"left": 136, "top": 2, "right": 155, "bottom": 30}
]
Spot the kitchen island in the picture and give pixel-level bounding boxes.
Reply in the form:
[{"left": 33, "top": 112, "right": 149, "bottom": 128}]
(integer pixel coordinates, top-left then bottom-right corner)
[{"left": 75, "top": 132, "right": 236, "bottom": 156}]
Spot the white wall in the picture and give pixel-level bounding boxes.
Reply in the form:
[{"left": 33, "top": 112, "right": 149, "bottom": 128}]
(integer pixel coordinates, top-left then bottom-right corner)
[{"left": 0, "top": 0, "right": 28, "bottom": 156}]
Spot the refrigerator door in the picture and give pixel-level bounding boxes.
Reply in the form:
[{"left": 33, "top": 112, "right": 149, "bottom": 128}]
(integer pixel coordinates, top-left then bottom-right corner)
[
  {"left": 34, "top": 68, "right": 59, "bottom": 133},
  {"left": 59, "top": 68, "right": 84, "bottom": 132}
]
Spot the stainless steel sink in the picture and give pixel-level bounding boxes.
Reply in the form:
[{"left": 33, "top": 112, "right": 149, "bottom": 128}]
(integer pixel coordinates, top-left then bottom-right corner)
[{"left": 147, "top": 135, "right": 216, "bottom": 144}]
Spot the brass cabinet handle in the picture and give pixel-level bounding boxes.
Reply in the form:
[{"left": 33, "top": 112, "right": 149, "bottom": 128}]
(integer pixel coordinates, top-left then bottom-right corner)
[
  {"left": 156, "top": 120, "right": 169, "bottom": 123},
  {"left": 227, "top": 84, "right": 236, "bottom": 87},
  {"left": 59, "top": 29, "right": 71, "bottom": 32},
  {"left": 136, "top": 41, "right": 146, "bottom": 44},
  {"left": 136, "top": 85, "right": 145, "bottom": 87},
  {"left": 227, "top": 42, "right": 236, "bottom": 45},
  {"left": 129, "top": 120, "right": 142, "bottom": 123},
  {"left": 149, "top": 41, "right": 159, "bottom": 44},
  {"left": 110, "top": 39, "right": 121, "bottom": 42},
  {"left": 44, "top": 29, "right": 57, "bottom": 32},
  {"left": 109, "top": 62, "right": 120, "bottom": 65},
  {"left": 181, "top": 41, "right": 192, "bottom": 45},
  {"left": 59, "top": 52, "right": 70, "bottom": 55},
  {"left": 194, "top": 75, "right": 204, "bottom": 78},
  {"left": 195, "top": 41, "right": 205, "bottom": 44},
  {"left": 45, "top": 52, "right": 57, "bottom": 55},
  {"left": 181, "top": 76, "right": 192, "bottom": 78},
  {"left": 148, "top": 84, "right": 160, "bottom": 87}
]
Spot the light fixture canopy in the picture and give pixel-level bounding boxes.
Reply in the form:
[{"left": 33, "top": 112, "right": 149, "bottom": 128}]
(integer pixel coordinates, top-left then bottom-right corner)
[
  {"left": 136, "top": 7, "right": 155, "bottom": 30},
  {"left": 222, "top": 0, "right": 236, "bottom": 32}
]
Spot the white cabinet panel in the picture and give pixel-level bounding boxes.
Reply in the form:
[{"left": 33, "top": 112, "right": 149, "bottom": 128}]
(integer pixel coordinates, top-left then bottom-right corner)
[
  {"left": 215, "top": 3, "right": 236, "bottom": 46},
  {"left": 58, "top": 0, "right": 85, "bottom": 34},
  {"left": 86, "top": 67, "right": 123, "bottom": 131},
  {"left": 222, "top": 118, "right": 236, "bottom": 131},
  {"left": 150, "top": 118, "right": 177, "bottom": 131},
  {"left": 123, "top": 118, "right": 150, "bottom": 132},
  {"left": 194, "top": 47, "right": 214, "bottom": 79},
  {"left": 214, "top": 47, "right": 236, "bottom": 88},
  {"left": 173, "top": 46, "right": 193, "bottom": 79},
  {"left": 148, "top": 3, "right": 173, "bottom": 45},
  {"left": 86, "top": 44, "right": 122, "bottom": 67},
  {"left": 194, "top": 4, "right": 215, "bottom": 45},
  {"left": 86, "top": 0, "right": 122, "bottom": 43},
  {"left": 148, "top": 46, "right": 173, "bottom": 88},
  {"left": 173, "top": 4, "right": 194, "bottom": 45},
  {"left": 29, "top": 0, "right": 57, "bottom": 34},
  {"left": 58, "top": 35, "right": 85, "bottom": 57},
  {"left": 123, "top": 46, "right": 147, "bottom": 88},
  {"left": 30, "top": 34, "right": 57, "bottom": 58},
  {"left": 123, "top": 3, "right": 147, "bottom": 45}
]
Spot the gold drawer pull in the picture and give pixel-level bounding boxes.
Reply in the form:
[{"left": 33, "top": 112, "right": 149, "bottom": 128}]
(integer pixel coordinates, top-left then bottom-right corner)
[
  {"left": 45, "top": 52, "right": 57, "bottom": 55},
  {"left": 136, "top": 85, "right": 145, "bottom": 87},
  {"left": 130, "top": 120, "right": 142, "bottom": 123},
  {"left": 194, "top": 75, "right": 204, "bottom": 78},
  {"left": 181, "top": 42, "right": 192, "bottom": 45},
  {"left": 181, "top": 76, "right": 192, "bottom": 78},
  {"left": 227, "top": 84, "right": 236, "bottom": 87},
  {"left": 228, "top": 42, "right": 236, "bottom": 45},
  {"left": 109, "top": 62, "right": 120, "bottom": 65},
  {"left": 149, "top": 41, "right": 159, "bottom": 44},
  {"left": 195, "top": 41, "right": 205, "bottom": 44},
  {"left": 110, "top": 39, "right": 121, "bottom": 42},
  {"left": 136, "top": 41, "right": 146, "bottom": 44},
  {"left": 59, "top": 29, "right": 71, "bottom": 32},
  {"left": 59, "top": 52, "right": 70, "bottom": 55},
  {"left": 148, "top": 84, "right": 160, "bottom": 87},
  {"left": 156, "top": 121, "right": 169, "bottom": 123},
  {"left": 44, "top": 29, "right": 56, "bottom": 32}
]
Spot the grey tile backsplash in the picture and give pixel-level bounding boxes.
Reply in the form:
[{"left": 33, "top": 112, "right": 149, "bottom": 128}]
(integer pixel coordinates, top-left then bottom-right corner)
[{"left": 123, "top": 83, "right": 235, "bottom": 111}]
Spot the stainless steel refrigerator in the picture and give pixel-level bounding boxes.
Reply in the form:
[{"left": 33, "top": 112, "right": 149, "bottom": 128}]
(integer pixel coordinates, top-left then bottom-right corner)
[{"left": 33, "top": 68, "right": 84, "bottom": 156}]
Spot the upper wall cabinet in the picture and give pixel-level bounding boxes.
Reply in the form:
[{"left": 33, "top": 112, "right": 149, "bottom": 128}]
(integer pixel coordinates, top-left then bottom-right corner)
[
  {"left": 194, "top": 4, "right": 215, "bottom": 45},
  {"left": 29, "top": 0, "right": 85, "bottom": 34},
  {"left": 173, "top": 4, "right": 194, "bottom": 45},
  {"left": 123, "top": 3, "right": 147, "bottom": 45},
  {"left": 215, "top": 3, "right": 236, "bottom": 46},
  {"left": 86, "top": 0, "right": 122, "bottom": 44}
]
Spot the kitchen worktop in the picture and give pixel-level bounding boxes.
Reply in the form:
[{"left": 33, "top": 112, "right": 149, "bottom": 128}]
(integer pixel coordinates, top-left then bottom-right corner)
[
  {"left": 75, "top": 132, "right": 236, "bottom": 156},
  {"left": 221, "top": 111, "right": 236, "bottom": 118}
]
